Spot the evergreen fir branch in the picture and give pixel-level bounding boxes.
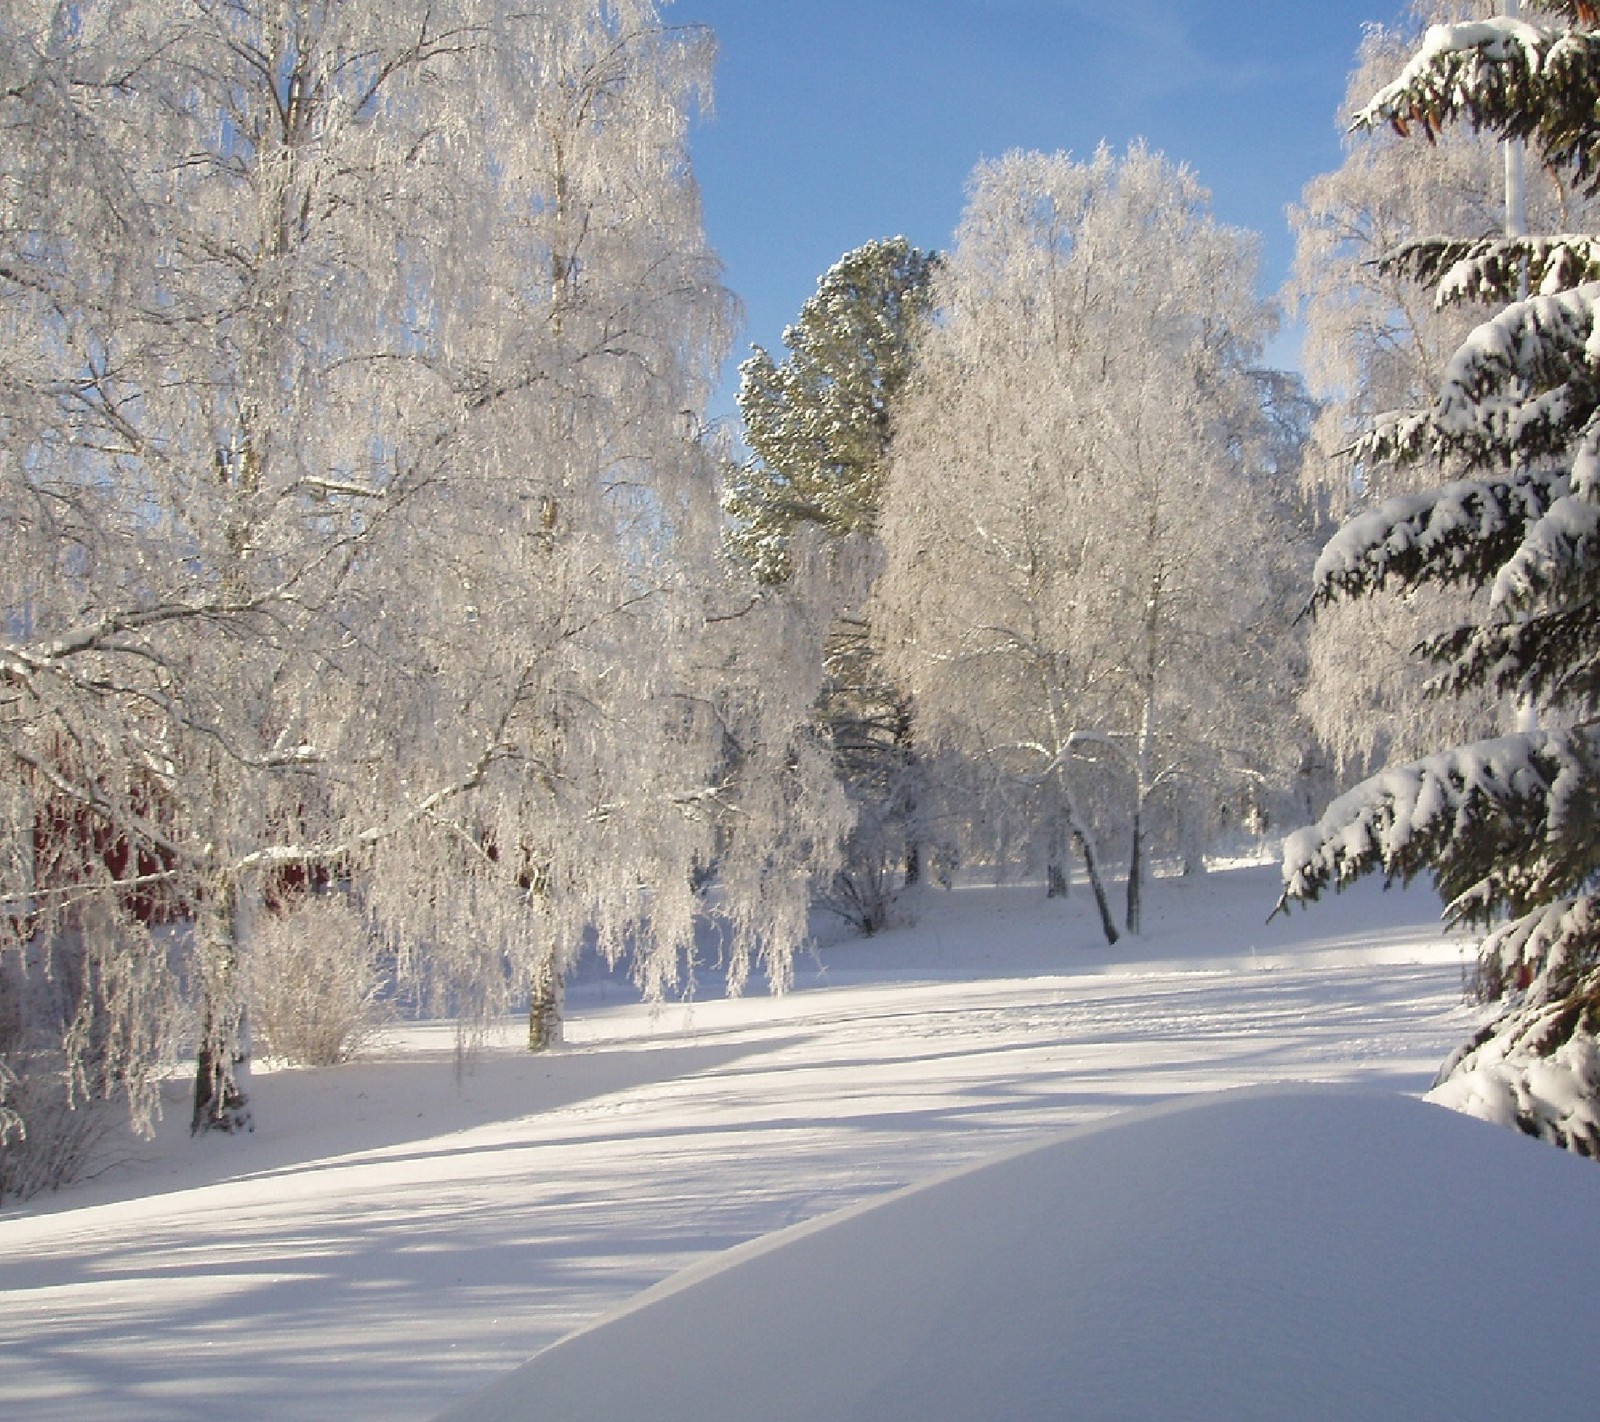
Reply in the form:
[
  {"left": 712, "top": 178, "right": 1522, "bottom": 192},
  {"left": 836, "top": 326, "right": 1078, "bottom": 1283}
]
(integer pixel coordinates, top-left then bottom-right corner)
[
  {"left": 1469, "top": 891, "right": 1600, "bottom": 1005},
  {"left": 1354, "top": 287, "right": 1600, "bottom": 471},
  {"left": 1280, "top": 729, "right": 1600, "bottom": 924},
  {"left": 1381, "top": 235, "right": 1600, "bottom": 306},
  {"left": 1356, "top": 18, "right": 1600, "bottom": 194},
  {"left": 1489, "top": 483, "right": 1600, "bottom": 608},
  {"left": 1421, "top": 596, "right": 1600, "bottom": 710},
  {"left": 1310, "top": 467, "right": 1567, "bottom": 607},
  {"left": 1432, "top": 286, "right": 1600, "bottom": 461}
]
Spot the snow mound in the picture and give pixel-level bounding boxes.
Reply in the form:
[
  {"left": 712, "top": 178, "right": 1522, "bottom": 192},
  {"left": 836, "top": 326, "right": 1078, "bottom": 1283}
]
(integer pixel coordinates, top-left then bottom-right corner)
[{"left": 436, "top": 1084, "right": 1600, "bottom": 1422}]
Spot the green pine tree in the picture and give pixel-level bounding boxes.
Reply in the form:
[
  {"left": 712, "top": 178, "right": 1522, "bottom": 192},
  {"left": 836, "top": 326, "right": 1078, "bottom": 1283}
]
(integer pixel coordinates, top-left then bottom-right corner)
[
  {"left": 726, "top": 237, "right": 938, "bottom": 583},
  {"left": 727, "top": 238, "right": 940, "bottom": 929}
]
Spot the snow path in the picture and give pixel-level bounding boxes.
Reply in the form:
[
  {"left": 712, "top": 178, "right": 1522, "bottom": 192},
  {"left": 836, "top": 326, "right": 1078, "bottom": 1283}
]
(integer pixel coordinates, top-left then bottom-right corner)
[{"left": 0, "top": 865, "right": 1478, "bottom": 1422}]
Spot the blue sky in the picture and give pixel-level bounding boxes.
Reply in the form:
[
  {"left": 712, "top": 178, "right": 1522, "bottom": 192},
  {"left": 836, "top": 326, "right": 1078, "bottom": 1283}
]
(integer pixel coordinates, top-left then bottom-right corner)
[{"left": 669, "top": 1, "right": 1415, "bottom": 419}]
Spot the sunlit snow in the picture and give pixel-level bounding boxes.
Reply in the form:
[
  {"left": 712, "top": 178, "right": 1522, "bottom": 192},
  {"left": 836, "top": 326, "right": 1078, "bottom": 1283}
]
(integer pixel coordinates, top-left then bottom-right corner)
[
  {"left": 3, "top": 864, "right": 1594, "bottom": 1422},
  {"left": 440, "top": 1084, "right": 1600, "bottom": 1422}
]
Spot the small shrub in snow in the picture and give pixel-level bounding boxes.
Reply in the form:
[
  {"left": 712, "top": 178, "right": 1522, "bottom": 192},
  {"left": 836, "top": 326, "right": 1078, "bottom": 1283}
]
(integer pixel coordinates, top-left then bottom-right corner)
[
  {"left": 249, "top": 897, "right": 390, "bottom": 1068},
  {"left": 0, "top": 959, "right": 114, "bottom": 1204},
  {"left": 0, "top": 1052, "right": 114, "bottom": 1205},
  {"left": 821, "top": 857, "right": 901, "bottom": 938}
]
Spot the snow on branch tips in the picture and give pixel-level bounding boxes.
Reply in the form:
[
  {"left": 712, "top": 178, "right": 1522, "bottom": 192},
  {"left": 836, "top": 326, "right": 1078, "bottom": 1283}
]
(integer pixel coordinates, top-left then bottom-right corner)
[
  {"left": 1357, "top": 18, "right": 1552, "bottom": 136},
  {"left": 1438, "top": 286, "right": 1600, "bottom": 452},
  {"left": 1354, "top": 17, "right": 1600, "bottom": 192},
  {"left": 1383, "top": 235, "right": 1600, "bottom": 308},
  {"left": 1309, "top": 468, "right": 1567, "bottom": 605},
  {"left": 1279, "top": 731, "right": 1592, "bottom": 917},
  {"left": 1488, "top": 485, "right": 1600, "bottom": 611},
  {"left": 1346, "top": 285, "right": 1600, "bottom": 475},
  {"left": 1473, "top": 892, "right": 1600, "bottom": 999}
]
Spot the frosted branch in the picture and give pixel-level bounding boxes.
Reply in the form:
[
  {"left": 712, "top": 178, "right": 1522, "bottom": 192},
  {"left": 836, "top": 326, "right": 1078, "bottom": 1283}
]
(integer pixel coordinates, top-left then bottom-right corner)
[
  {"left": 1311, "top": 467, "right": 1568, "bottom": 604},
  {"left": 1280, "top": 729, "right": 1599, "bottom": 918}
]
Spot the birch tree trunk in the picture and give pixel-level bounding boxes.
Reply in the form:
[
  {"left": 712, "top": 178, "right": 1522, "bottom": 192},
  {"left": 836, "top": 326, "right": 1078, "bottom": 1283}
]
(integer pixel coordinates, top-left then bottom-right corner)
[
  {"left": 191, "top": 882, "right": 252, "bottom": 1135},
  {"left": 1074, "top": 826, "right": 1120, "bottom": 948},
  {"left": 1056, "top": 770, "right": 1118, "bottom": 945},
  {"left": 1126, "top": 580, "right": 1162, "bottom": 937}
]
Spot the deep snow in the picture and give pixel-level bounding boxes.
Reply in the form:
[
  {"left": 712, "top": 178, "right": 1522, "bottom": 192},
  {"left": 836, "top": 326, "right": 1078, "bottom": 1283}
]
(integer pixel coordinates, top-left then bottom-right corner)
[
  {"left": 437, "top": 1085, "right": 1600, "bottom": 1422},
  {"left": 1, "top": 861, "right": 1584, "bottom": 1422}
]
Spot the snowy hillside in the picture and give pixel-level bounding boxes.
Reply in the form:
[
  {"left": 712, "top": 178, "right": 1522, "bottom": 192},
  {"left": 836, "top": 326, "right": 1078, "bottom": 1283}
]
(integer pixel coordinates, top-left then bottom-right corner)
[
  {"left": 3, "top": 863, "right": 1589, "bottom": 1422},
  {"left": 438, "top": 1085, "right": 1600, "bottom": 1422}
]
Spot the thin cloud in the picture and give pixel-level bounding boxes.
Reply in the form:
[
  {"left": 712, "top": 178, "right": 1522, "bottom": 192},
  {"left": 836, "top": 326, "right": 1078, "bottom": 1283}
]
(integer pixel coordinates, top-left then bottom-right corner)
[{"left": 997, "top": 0, "right": 1276, "bottom": 104}]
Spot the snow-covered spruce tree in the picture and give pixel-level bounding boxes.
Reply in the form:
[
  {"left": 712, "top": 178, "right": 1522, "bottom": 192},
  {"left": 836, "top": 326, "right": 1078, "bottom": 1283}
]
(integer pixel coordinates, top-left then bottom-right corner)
[
  {"left": 1289, "top": 0, "right": 1600, "bottom": 779},
  {"left": 0, "top": 0, "right": 846, "bottom": 1137},
  {"left": 876, "top": 146, "right": 1303, "bottom": 940},
  {"left": 1281, "top": 1, "right": 1600, "bottom": 1155},
  {"left": 727, "top": 239, "right": 940, "bottom": 932}
]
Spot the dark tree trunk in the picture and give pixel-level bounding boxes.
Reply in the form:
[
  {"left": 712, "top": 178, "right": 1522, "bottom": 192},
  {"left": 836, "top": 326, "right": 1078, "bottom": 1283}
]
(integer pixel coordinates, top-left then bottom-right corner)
[
  {"left": 191, "top": 1037, "right": 252, "bottom": 1135},
  {"left": 1125, "top": 808, "right": 1144, "bottom": 936},
  {"left": 1046, "top": 815, "right": 1070, "bottom": 899},
  {"left": 1074, "top": 829, "right": 1119, "bottom": 946}
]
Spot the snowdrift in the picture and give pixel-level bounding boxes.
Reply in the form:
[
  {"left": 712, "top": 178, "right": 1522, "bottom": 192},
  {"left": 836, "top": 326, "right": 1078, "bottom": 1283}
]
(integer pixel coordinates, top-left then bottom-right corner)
[{"left": 436, "top": 1084, "right": 1600, "bottom": 1422}]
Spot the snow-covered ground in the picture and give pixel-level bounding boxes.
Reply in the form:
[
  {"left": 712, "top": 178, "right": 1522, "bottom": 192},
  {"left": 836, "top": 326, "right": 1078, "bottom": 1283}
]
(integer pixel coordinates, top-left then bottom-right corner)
[
  {"left": 4, "top": 861, "right": 1587, "bottom": 1422},
  {"left": 439, "top": 1085, "right": 1600, "bottom": 1422}
]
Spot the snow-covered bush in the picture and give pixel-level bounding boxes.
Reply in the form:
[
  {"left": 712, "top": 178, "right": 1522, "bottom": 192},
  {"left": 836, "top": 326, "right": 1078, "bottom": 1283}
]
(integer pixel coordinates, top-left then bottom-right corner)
[
  {"left": 248, "top": 897, "right": 390, "bottom": 1068},
  {"left": 820, "top": 854, "right": 901, "bottom": 938},
  {"left": 0, "top": 945, "right": 114, "bottom": 1204}
]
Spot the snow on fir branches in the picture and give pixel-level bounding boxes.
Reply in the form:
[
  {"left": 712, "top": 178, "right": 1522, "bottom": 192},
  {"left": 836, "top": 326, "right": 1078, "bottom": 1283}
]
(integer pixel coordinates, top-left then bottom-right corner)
[
  {"left": 1284, "top": 2, "right": 1600, "bottom": 1156},
  {"left": 1359, "top": 9, "right": 1600, "bottom": 190},
  {"left": 1311, "top": 468, "right": 1571, "bottom": 605},
  {"left": 1355, "top": 283, "right": 1600, "bottom": 470},
  {"left": 1385, "top": 232, "right": 1600, "bottom": 306},
  {"left": 1281, "top": 729, "right": 1599, "bottom": 923}
]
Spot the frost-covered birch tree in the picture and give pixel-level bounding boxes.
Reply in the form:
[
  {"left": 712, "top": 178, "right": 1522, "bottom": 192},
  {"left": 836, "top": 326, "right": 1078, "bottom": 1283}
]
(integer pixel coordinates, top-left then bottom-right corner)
[
  {"left": 875, "top": 146, "right": 1299, "bottom": 940},
  {"left": 0, "top": 0, "right": 845, "bottom": 1140},
  {"left": 1281, "top": 1, "right": 1600, "bottom": 1156}
]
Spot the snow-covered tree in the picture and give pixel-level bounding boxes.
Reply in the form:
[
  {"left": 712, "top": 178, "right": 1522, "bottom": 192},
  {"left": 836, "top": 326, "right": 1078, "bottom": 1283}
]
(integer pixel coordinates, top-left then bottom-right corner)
[
  {"left": 726, "top": 237, "right": 938, "bottom": 582},
  {"left": 727, "top": 239, "right": 940, "bottom": 932},
  {"left": 1281, "top": 1, "right": 1600, "bottom": 1156},
  {"left": 0, "top": 0, "right": 845, "bottom": 1139},
  {"left": 1289, "top": 1, "right": 1600, "bottom": 777},
  {"left": 876, "top": 146, "right": 1300, "bottom": 939}
]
